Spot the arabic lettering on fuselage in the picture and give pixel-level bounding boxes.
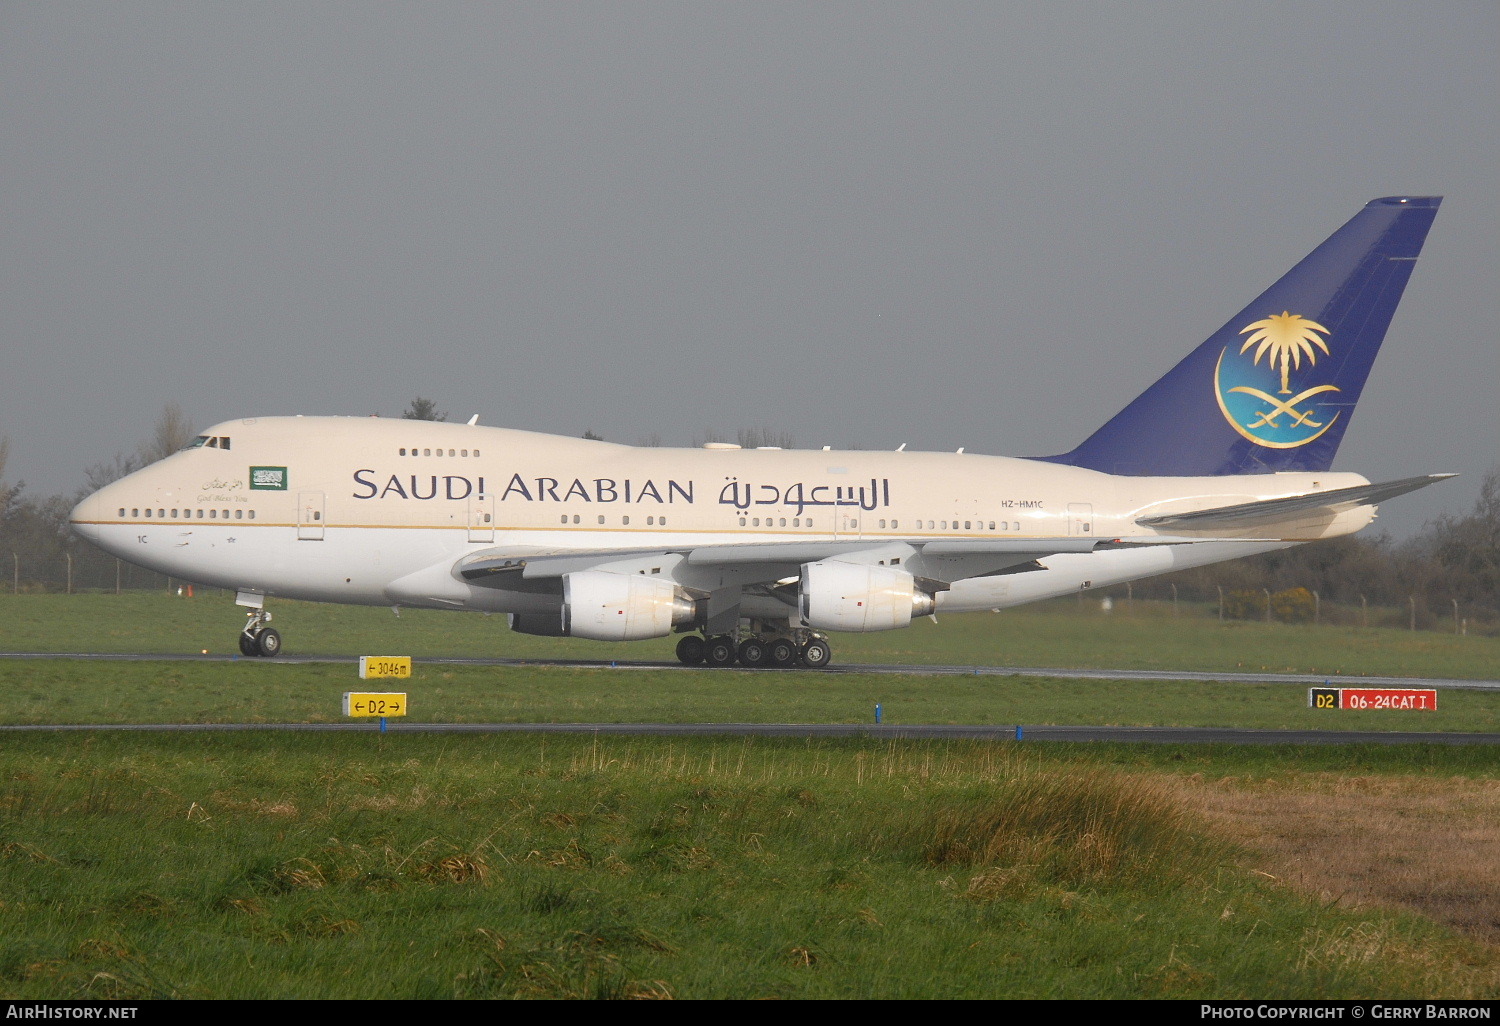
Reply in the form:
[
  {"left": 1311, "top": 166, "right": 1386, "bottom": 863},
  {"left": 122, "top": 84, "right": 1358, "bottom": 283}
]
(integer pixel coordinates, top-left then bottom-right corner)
[
  {"left": 717, "top": 478, "right": 891, "bottom": 515},
  {"left": 351, "top": 471, "right": 694, "bottom": 504}
]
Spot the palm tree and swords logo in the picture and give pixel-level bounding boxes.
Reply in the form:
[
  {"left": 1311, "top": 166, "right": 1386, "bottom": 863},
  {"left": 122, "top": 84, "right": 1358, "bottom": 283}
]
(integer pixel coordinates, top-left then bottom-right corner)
[{"left": 1213, "top": 311, "right": 1341, "bottom": 448}]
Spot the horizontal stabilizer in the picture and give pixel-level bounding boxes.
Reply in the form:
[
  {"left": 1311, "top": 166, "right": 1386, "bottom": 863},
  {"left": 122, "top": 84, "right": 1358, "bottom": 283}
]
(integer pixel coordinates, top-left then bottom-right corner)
[{"left": 1135, "top": 474, "right": 1455, "bottom": 530}]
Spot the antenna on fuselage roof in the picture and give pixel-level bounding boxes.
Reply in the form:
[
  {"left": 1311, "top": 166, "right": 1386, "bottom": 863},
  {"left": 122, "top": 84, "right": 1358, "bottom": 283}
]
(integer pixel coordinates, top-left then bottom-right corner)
[{"left": 466, "top": 414, "right": 479, "bottom": 426}]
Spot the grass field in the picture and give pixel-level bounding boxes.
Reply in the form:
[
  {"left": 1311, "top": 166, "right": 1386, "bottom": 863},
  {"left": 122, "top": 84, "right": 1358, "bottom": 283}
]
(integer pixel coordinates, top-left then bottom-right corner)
[
  {"left": 2, "top": 732, "right": 1498, "bottom": 1000},
  {"left": 3, "top": 659, "right": 1499, "bottom": 733},
  {"left": 1, "top": 594, "right": 1497, "bottom": 999},
  {"left": 3, "top": 591, "right": 1498, "bottom": 680}
]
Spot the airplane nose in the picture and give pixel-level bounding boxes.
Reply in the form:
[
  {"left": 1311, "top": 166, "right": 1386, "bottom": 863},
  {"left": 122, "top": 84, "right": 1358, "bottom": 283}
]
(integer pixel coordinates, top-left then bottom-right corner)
[{"left": 70, "top": 491, "right": 102, "bottom": 544}]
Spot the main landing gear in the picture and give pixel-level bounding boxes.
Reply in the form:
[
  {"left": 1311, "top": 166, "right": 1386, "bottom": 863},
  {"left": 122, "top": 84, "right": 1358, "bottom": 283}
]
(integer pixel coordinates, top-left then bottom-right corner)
[
  {"left": 675, "top": 629, "right": 832, "bottom": 669},
  {"left": 238, "top": 608, "right": 282, "bottom": 658}
]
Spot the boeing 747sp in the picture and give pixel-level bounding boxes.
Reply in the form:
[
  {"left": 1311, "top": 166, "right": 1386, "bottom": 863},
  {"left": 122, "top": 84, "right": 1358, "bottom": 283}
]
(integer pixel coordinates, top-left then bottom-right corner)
[{"left": 71, "top": 197, "right": 1451, "bottom": 667}]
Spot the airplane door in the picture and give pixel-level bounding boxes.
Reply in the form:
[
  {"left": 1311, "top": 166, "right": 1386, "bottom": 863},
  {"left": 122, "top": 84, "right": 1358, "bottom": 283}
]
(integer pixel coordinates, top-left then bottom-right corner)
[
  {"left": 468, "top": 494, "right": 494, "bottom": 542},
  {"left": 298, "top": 491, "right": 326, "bottom": 541},
  {"left": 1067, "top": 502, "right": 1094, "bottom": 537}
]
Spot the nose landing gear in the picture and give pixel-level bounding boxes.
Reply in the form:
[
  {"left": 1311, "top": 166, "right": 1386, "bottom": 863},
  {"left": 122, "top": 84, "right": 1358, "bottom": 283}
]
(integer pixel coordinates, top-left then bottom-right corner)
[{"left": 239, "top": 608, "right": 282, "bottom": 658}]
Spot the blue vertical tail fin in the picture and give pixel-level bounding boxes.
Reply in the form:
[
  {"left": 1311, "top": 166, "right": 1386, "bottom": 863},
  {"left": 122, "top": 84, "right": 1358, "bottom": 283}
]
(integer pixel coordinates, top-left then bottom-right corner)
[{"left": 1038, "top": 196, "right": 1440, "bottom": 476}]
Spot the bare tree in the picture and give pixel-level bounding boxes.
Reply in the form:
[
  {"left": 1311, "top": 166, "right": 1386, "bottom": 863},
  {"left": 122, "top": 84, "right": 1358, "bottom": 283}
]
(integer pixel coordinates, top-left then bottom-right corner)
[
  {"left": 77, "top": 403, "right": 195, "bottom": 495},
  {"left": 81, "top": 451, "right": 145, "bottom": 495},
  {"left": 141, "top": 402, "right": 195, "bottom": 463},
  {"left": 691, "top": 427, "right": 730, "bottom": 447},
  {"left": 736, "top": 426, "right": 795, "bottom": 449},
  {"left": 402, "top": 397, "right": 447, "bottom": 421},
  {"left": 0, "top": 435, "right": 16, "bottom": 523},
  {"left": 582, "top": 429, "right": 604, "bottom": 441}
]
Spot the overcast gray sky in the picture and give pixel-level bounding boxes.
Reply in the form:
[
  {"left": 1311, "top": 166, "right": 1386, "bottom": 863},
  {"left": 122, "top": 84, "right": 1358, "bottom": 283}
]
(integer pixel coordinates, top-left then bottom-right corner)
[{"left": 2, "top": 2, "right": 1495, "bottom": 538}]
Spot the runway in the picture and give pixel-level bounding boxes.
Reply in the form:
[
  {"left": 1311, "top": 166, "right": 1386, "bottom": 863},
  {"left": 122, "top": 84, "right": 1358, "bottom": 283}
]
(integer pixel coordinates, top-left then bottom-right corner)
[
  {"left": 3, "top": 651, "right": 1496, "bottom": 745},
  {"left": 3, "top": 650, "right": 1498, "bottom": 691}
]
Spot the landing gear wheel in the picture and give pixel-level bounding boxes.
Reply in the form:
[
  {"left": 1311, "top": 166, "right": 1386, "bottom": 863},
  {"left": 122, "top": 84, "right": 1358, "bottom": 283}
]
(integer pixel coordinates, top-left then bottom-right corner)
[
  {"left": 737, "top": 637, "right": 768, "bottom": 667},
  {"left": 255, "top": 628, "right": 282, "bottom": 658},
  {"left": 800, "top": 637, "right": 832, "bottom": 669},
  {"left": 241, "top": 606, "right": 274, "bottom": 658},
  {"left": 704, "top": 635, "right": 738, "bottom": 667},
  {"left": 768, "top": 638, "right": 798, "bottom": 667},
  {"left": 676, "top": 635, "right": 706, "bottom": 666}
]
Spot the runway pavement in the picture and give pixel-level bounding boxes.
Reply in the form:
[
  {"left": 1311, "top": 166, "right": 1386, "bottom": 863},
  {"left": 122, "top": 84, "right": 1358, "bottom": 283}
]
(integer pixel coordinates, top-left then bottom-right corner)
[
  {"left": 3, "top": 650, "right": 1498, "bottom": 691},
  {"left": 3, "top": 651, "right": 1496, "bottom": 744}
]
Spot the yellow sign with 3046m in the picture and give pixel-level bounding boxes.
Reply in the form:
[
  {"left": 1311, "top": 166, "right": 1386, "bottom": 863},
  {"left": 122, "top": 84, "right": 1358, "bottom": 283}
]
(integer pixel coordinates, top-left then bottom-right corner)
[
  {"left": 358, "top": 656, "right": 411, "bottom": 679},
  {"left": 343, "top": 692, "right": 407, "bottom": 718}
]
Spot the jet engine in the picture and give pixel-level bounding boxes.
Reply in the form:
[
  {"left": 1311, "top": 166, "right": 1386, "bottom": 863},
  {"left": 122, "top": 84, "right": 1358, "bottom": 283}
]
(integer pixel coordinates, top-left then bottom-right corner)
[
  {"left": 798, "top": 561, "right": 936, "bottom": 632},
  {"left": 561, "top": 570, "right": 699, "bottom": 641}
]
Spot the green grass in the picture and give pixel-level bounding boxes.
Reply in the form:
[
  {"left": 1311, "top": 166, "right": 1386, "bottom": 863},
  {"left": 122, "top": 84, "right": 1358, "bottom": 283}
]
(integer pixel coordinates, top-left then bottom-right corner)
[
  {"left": 2, "top": 594, "right": 1498, "bottom": 998},
  {"left": 2, "top": 659, "right": 1498, "bottom": 733},
  {"left": 1, "top": 733, "right": 1496, "bottom": 999},
  {"left": 3, "top": 592, "right": 1499, "bottom": 680}
]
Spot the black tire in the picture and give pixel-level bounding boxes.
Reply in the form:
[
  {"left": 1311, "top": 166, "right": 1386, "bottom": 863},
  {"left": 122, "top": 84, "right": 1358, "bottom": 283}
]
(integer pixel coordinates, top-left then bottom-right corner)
[
  {"left": 738, "top": 638, "right": 768, "bottom": 667},
  {"left": 238, "top": 633, "right": 259, "bottom": 657},
  {"left": 255, "top": 627, "right": 282, "bottom": 658},
  {"left": 675, "top": 634, "right": 706, "bottom": 666},
  {"left": 800, "top": 637, "right": 832, "bottom": 669},
  {"left": 704, "top": 635, "right": 738, "bottom": 667},
  {"left": 768, "top": 638, "right": 798, "bottom": 666}
]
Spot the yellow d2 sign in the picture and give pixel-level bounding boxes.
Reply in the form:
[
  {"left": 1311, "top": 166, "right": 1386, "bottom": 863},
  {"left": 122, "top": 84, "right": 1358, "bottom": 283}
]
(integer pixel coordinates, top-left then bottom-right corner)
[
  {"left": 343, "top": 692, "right": 407, "bottom": 718},
  {"left": 359, "top": 656, "right": 411, "bottom": 679}
]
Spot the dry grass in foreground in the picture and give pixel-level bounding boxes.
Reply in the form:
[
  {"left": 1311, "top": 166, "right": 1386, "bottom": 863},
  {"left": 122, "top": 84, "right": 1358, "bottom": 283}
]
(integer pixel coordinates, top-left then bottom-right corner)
[{"left": 1169, "top": 773, "right": 1500, "bottom": 945}]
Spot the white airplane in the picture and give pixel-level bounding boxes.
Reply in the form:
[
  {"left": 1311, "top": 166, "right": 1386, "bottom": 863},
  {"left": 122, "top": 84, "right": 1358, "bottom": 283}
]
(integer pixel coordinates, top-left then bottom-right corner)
[{"left": 71, "top": 197, "right": 1451, "bottom": 668}]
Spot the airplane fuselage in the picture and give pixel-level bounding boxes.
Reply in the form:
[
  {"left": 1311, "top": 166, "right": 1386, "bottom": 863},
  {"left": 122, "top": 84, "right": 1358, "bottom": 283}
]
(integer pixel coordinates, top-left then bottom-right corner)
[{"left": 71, "top": 416, "right": 1370, "bottom": 618}]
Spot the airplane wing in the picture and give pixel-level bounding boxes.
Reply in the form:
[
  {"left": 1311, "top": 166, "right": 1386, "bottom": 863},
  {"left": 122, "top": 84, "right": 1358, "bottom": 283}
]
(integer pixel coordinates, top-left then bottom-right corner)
[
  {"left": 1134, "top": 474, "right": 1455, "bottom": 530},
  {"left": 457, "top": 535, "right": 1173, "bottom": 592}
]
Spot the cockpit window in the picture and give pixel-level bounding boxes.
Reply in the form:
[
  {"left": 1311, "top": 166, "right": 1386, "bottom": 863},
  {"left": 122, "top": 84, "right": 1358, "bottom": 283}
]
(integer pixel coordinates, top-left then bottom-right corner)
[{"left": 187, "top": 435, "right": 232, "bottom": 450}]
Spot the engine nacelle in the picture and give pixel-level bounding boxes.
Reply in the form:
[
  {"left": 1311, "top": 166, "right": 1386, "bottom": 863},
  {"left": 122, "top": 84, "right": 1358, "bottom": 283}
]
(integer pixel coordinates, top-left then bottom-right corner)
[
  {"left": 561, "top": 571, "right": 698, "bottom": 641},
  {"left": 798, "top": 561, "right": 935, "bottom": 632}
]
